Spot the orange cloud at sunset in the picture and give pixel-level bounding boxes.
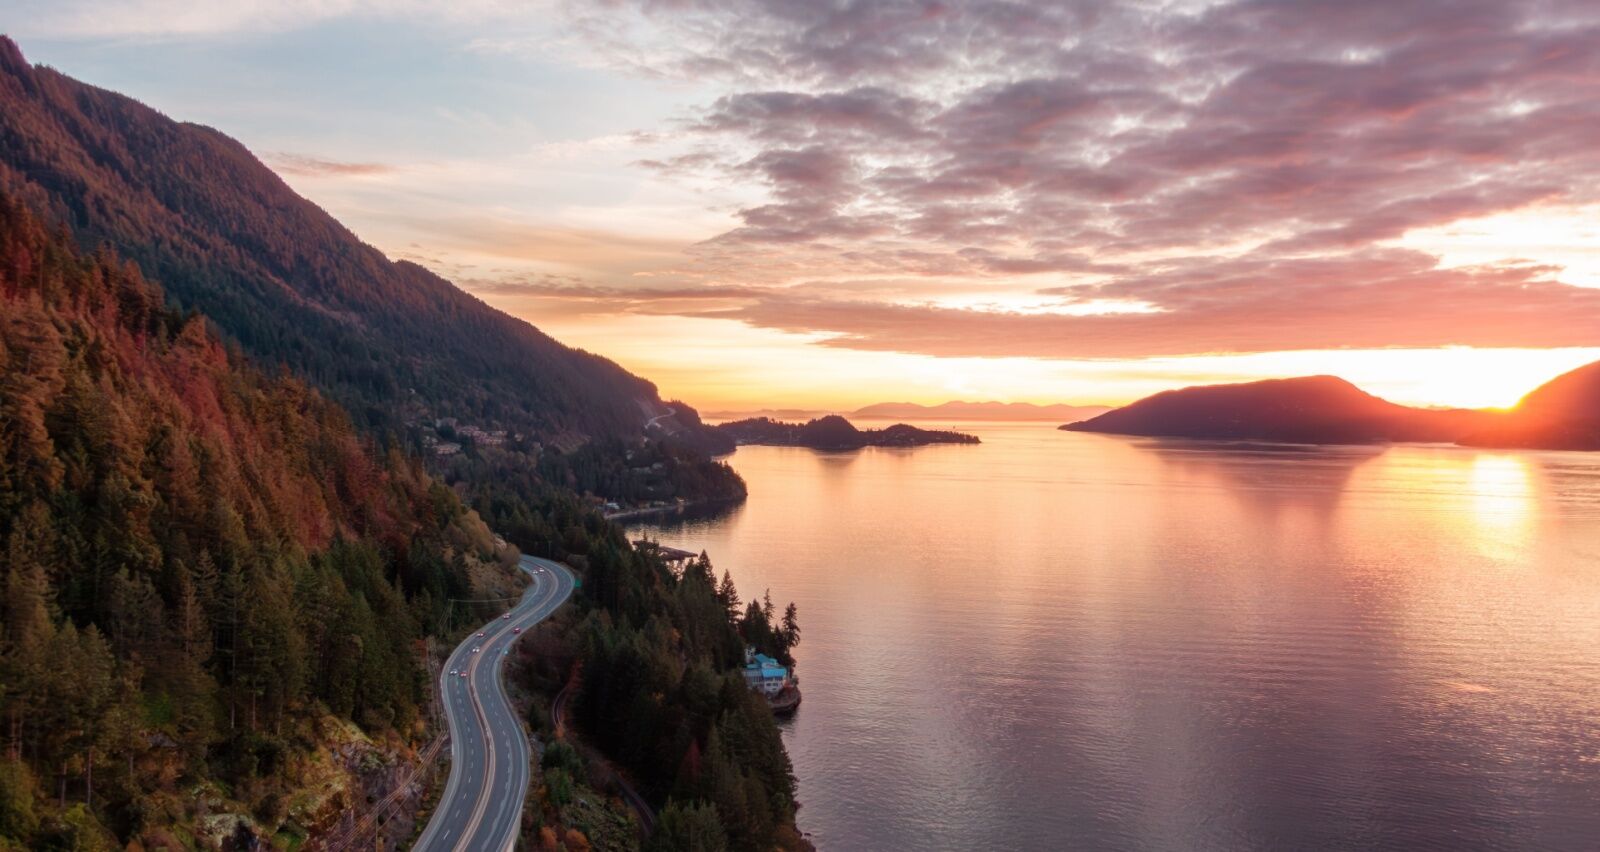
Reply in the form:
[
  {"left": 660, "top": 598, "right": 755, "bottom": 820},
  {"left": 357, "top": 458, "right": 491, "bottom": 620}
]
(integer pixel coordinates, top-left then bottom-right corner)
[{"left": 62, "top": 0, "right": 1600, "bottom": 413}]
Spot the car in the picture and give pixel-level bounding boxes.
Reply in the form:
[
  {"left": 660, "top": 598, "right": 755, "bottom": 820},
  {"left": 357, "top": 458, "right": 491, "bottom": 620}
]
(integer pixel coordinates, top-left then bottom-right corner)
[
  {"left": 502, "top": 613, "right": 510, "bottom": 620},
  {"left": 459, "top": 671, "right": 468, "bottom": 678},
  {"left": 512, "top": 627, "right": 521, "bottom": 634},
  {"left": 449, "top": 669, "right": 457, "bottom": 676},
  {"left": 477, "top": 631, "right": 485, "bottom": 637},
  {"left": 472, "top": 647, "right": 480, "bottom": 653}
]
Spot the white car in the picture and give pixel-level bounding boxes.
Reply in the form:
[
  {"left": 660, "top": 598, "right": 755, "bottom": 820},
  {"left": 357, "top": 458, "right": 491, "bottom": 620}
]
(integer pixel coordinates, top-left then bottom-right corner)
[
  {"left": 449, "top": 669, "right": 457, "bottom": 676},
  {"left": 502, "top": 613, "right": 510, "bottom": 620},
  {"left": 477, "top": 631, "right": 485, "bottom": 637},
  {"left": 472, "top": 647, "right": 480, "bottom": 653}
]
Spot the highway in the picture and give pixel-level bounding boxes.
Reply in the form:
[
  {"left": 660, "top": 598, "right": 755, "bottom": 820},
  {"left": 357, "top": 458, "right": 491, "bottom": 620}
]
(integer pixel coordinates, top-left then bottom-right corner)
[{"left": 414, "top": 556, "right": 574, "bottom": 852}]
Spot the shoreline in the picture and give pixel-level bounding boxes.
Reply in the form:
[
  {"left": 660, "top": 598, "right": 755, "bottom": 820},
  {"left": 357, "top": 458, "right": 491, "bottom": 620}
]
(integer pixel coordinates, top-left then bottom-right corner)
[{"left": 604, "top": 496, "right": 742, "bottom": 523}]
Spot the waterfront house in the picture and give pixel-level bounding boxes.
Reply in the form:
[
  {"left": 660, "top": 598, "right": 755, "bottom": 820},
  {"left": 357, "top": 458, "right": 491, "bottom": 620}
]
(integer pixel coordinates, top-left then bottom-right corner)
[{"left": 742, "top": 649, "right": 789, "bottom": 696}]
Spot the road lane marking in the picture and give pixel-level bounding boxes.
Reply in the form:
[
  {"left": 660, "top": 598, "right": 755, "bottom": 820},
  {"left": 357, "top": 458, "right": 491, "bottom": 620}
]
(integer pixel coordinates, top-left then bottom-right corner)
[{"left": 417, "top": 559, "right": 569, "bottom": 852}]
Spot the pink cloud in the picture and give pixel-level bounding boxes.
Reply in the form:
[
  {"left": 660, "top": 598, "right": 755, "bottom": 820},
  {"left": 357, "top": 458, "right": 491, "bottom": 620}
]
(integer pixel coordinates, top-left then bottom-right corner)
[
  {"left": 583, "top": 0, "right": 1600, "bottom": 358},
  {"left": 268, "top": 153, "right": 395, "bottom": 177}
]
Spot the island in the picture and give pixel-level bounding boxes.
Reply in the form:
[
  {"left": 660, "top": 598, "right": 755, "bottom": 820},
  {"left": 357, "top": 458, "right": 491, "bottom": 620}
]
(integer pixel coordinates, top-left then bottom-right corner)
[
  {"left": 1062, "top": 364, "right": 1600, "bottom": 451},
  {"left": 1460, "top": 360, "right": 1600, "bottom": 450},
  {"left": 716, "top": 414, "right": 980, "bottom": 449},
  {"left": 1061, "top": 375, "right": 1495, "bottom": 445}
]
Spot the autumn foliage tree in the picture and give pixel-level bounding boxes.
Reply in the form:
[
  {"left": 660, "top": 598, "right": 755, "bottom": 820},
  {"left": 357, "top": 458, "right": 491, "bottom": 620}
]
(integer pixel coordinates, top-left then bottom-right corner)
[{"left": 0, "top": 190, "right": 498, "bottom": 843}]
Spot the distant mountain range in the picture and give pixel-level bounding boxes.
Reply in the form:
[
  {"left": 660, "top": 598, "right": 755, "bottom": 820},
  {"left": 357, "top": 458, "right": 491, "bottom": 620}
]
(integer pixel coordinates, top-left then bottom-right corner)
[
  {"left": 709, "top": 401, "right": 1111, "bottom": 424},
  {"left": 717, "top": 415, "right": 980, "bottom": 450},
  {"left": 852, "top": 401, "right": 1111, "bottom": 422},
  {"left": 707, "top": 408, "right": 833, "bottom": 423},
  {"left": 1065, "top": 366, "right": 1600, "bottom": 450}
]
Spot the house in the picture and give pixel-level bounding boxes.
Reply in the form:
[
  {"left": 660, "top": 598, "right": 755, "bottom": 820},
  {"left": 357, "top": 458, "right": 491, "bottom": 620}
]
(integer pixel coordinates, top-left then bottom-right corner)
[
  {"left": 742, "top": 649, "right": 789, "bottom": 697},
  {"left": 434, "top": 442, "right": 461, "bottom": 456}
]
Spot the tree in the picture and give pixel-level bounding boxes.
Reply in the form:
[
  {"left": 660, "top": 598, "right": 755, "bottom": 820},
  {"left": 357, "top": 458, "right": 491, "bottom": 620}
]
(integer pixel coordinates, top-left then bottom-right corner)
[
  {"left": 0, "top": 759, "right": 38, "bottom": 841},
  {"left": 780, "top": 602, "right": 800, "bottom": 660},
  {"left": 715, "top": 571, "right": 740, "bottom": 623},
  {"left": 648, "top": 800, "right": 727, "bottom": 852}
]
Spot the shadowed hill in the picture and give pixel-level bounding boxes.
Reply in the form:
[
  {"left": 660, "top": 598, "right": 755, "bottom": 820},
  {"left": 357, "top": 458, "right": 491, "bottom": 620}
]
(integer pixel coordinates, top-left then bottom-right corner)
[
  {"left": 0, "top": 36, "right": 726, "bottom": 458},
  {"left": 1062, "top": 375, "right": 1495, "bottom": 445},
  {"left": 1462, "top": 361, "right": 1600, "bottom": 449}
]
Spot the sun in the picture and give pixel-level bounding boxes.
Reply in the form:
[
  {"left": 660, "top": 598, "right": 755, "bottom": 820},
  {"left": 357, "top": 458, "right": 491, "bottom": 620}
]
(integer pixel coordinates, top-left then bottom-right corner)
[{"left": 1359, "top": 349, "right": 1600, "bottom": 410}]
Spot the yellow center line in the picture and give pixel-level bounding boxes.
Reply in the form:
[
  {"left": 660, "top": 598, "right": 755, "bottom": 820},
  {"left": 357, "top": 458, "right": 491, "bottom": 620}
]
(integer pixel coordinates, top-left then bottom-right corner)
[{"left": 452, "top": 567, "right": 560, "bottom": 851}]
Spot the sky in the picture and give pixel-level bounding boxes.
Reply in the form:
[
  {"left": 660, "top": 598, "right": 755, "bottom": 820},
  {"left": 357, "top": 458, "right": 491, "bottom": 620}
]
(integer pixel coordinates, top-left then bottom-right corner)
[{"left": 9, "top": 0, "right": 1600, "bottom": 411}]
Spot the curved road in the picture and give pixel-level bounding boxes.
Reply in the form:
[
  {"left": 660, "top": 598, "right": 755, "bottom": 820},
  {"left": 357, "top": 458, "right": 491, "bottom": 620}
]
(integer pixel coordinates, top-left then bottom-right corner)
[{"left": 414, "top": 556, "right": 574, "bottom": 851}]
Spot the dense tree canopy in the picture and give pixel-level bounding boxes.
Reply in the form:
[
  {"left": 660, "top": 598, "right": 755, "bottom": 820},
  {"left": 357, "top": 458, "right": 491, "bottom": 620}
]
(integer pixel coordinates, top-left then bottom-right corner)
[
  {"left": 0, "top": 37, "right": 797, "bottom": 849},
  {"left": 0, "top": 191, "right": 498, "bottom": 844}
]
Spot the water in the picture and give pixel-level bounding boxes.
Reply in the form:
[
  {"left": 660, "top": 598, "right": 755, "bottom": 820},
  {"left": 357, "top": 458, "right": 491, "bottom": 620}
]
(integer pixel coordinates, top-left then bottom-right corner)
[{"left": 632, "top": 423, "right": 1600, "bottom": 851}]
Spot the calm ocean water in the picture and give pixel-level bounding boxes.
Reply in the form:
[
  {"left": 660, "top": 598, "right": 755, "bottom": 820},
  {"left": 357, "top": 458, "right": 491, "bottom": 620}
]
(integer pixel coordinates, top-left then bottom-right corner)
[{"left": 632, "top": 422, "right": 1600, "bottom": 851}]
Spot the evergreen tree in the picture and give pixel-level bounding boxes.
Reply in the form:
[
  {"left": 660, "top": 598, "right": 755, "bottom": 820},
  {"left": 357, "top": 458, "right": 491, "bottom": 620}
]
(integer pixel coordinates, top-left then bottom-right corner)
[
  {"left": 780, "top": 602, "right": 800, "bottom": 663},
  {"left": 716, "top": 571, "right": 740, "bottom": 623},
  {"left": 649, "top": 800, "right": 728, "bottom": 852}
]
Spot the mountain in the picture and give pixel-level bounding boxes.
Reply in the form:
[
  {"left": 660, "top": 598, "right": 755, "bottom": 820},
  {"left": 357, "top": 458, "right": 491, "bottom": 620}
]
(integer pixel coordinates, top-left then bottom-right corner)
[
  {"left": 0, "top": 39, "right": 805, "bottom": 849},
  {"left": 1062, "top": 375, "right": 1495, "bottom": 444},
  {"left": 0, "top": 38, "right": 735, "bottom": 495},
  {"left": 0, "top": 189, "right": 507, "bottom": 844},
  {"left": 1461, "top": 361, "right": 1600, "bottom": 449},
  {"left": 852, "top": 400, "right": 1110, "bottom": 422},
  {"left": 718, "top": 415, "right": 980, "bottom": 449}
]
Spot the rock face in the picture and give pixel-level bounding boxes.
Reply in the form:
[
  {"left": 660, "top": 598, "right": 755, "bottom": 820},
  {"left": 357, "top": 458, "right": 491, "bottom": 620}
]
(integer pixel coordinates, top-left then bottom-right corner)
[
  {"left": 1063, "top": 375, "right": 1495, "bottom": 445},
  {"left": 717, "top": 415, "right": 980, "bottom": 449}
]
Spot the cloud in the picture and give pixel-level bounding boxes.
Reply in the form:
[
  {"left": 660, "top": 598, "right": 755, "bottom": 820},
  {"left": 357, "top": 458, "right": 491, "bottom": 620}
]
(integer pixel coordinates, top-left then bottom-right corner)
[
  {"left": 267, "top": 153, "right": 396, "bottom": 177},
  {"left": 548, "top": 0, "right": 1600, "bottom": 359},
  {"left": 38, "top": 0, "right": 1600, "bottom": 363},
  {"left": 702, "top": 250, "right": 1600, "bottom": 359},
  {"left": 6, "top": 0, "right": 550, "bottom": 39}
]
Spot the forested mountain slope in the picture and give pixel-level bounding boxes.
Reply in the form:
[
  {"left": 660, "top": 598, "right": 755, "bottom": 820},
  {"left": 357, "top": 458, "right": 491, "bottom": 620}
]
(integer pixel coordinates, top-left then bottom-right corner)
[
  {"left": 0, "top": 188, "right": 504, "bottom": 845},
  {"left": 0, "top": 36, "right": 796, "bottom": 849},
  {"left": 0, "top": 36, "right": 729, "bottom": 465}
]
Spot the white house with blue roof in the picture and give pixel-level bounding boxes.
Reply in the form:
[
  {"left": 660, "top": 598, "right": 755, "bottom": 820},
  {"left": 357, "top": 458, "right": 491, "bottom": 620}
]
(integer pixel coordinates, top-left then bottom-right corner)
[{"left": 742, "top": 649, "right": 790, "bottom": 696}]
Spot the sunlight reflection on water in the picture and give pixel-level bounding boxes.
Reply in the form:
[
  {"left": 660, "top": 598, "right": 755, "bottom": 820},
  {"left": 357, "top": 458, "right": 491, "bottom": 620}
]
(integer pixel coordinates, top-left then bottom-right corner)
[{"left": 634, "top": 425, "right": 1600, "bottom": 851}]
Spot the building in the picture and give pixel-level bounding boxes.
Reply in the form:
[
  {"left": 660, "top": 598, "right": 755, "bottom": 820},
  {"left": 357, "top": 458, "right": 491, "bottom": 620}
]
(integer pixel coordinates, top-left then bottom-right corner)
[
  {"left": 742, "top": 649, "right": 789, "bottom": 697},
  {"left": 434, "top": 442, "right": 461, "bottom": 456}
]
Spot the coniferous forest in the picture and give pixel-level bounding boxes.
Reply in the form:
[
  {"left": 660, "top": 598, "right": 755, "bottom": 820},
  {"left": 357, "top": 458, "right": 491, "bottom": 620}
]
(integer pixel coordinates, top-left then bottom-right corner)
[
  {"left": 0, "top": 37, "right": 799, "bottom": 850},
  {"left": 0, "top": 190, "right": 502, "bottom": 845}
]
